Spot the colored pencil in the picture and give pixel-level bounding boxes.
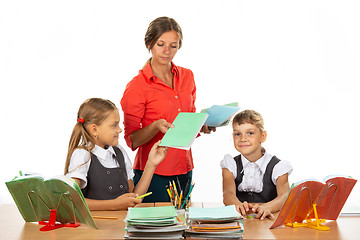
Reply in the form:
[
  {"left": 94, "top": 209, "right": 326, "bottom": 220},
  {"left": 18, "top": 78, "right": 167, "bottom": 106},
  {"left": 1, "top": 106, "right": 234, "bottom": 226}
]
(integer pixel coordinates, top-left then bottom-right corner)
[
  {"left": 136, "top": 192, "right": 152, "bottom": 199},
  {"left": 181, "top": 182, "right": 194, "bottom": 209}
]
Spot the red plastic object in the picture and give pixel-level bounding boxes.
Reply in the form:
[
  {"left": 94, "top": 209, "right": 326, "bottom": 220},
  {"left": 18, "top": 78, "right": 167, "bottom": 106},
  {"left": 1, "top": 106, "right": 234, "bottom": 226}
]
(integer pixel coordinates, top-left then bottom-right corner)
[{"left": 38, "top": 209, "right": 80, "bottom": 231}]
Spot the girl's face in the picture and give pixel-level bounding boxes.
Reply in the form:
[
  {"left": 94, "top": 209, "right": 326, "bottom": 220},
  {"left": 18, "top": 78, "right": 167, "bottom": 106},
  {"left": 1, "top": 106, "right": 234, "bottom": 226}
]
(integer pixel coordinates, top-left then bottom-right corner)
[
  {"left": 93, "top": 109, "right": 122, "bottom": 149},
  {"left": 232, "top": 122, "right": 267, "bottom": 162},
  {"left": 150, "top": 30, "right": 179, "bottom": 66}
]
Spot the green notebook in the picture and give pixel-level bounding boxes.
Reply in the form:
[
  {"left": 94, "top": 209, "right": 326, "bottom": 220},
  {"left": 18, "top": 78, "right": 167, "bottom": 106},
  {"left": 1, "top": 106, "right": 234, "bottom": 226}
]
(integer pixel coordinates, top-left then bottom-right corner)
[
  {"left": 159, "top": 112, "right": 208, "bottom": 150},
  {"left": 5, "top": 173, "right": 97, "bottom": 229},
  {"left": 127, "top": 206, "right": 177, "bottom": 220},
  {"left": 188, "top": 205, "right": 242, "bottom": 221}
]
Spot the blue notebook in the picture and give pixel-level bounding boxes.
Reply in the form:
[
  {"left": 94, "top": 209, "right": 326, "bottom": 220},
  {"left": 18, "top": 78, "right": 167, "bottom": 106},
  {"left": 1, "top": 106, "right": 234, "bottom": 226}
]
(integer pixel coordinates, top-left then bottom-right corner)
[{"left": 201, "top": 104, "right": 240, "bottom": 127}]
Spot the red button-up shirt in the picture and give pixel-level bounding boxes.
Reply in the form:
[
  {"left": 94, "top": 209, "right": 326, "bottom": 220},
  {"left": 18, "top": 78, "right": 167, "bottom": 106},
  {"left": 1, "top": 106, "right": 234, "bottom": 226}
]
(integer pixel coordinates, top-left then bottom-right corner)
[{"left": 120, "top": 62, "right": 196, "bottom": 176}]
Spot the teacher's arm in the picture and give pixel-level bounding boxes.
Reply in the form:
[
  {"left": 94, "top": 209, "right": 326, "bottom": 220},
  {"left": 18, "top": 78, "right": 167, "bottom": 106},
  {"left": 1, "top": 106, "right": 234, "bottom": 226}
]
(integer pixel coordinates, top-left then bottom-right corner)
[
  {"left": 121, "top": 81, "right": 174, "bottom": 150},
  {"left": 127, "top": 117, "right": 174, "bottom": 149}
]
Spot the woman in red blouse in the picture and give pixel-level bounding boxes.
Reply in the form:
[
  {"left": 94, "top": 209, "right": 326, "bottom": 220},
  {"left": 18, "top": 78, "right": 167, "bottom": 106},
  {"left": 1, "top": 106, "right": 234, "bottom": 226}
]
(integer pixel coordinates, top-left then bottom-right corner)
[{"left": 121, "top": 17, "right": 214, "bottom": 202}]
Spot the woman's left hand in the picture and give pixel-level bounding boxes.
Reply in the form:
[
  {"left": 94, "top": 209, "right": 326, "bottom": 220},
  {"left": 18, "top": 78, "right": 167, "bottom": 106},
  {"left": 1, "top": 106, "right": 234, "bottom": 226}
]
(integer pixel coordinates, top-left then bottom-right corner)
[{"left": 200, "top": 124, "right": 216, "bottom": 134}]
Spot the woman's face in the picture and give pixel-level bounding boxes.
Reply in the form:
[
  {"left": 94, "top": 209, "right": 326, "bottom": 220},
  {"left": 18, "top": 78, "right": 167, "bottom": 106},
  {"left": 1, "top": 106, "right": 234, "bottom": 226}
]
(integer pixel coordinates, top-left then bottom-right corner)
[{"left": 150, "top": 30, "right": 179, "bottom": 65}]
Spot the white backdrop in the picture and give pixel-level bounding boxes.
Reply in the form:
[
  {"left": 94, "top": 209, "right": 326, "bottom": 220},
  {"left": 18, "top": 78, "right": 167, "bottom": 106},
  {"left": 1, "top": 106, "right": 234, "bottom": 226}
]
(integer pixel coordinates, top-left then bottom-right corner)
[{"left": 1, "top": 0, "right": 359, "bottom": 212}]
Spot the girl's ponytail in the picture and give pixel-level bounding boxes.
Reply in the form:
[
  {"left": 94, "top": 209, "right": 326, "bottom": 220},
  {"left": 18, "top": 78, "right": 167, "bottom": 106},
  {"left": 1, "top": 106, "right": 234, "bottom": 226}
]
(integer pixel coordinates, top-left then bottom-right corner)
[
  {"left": 64, "top": 120, "right": 93, "bottom": 174},
  {"left": 64, "top": 98, "right": 117, "bottom": 174}
]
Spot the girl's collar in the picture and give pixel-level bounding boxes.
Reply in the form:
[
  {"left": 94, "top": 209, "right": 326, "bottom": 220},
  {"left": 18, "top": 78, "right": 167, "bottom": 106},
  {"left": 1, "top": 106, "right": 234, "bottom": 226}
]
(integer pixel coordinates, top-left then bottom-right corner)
[{"left": 92, "top": 144, "right": 116, "bottom": 159}]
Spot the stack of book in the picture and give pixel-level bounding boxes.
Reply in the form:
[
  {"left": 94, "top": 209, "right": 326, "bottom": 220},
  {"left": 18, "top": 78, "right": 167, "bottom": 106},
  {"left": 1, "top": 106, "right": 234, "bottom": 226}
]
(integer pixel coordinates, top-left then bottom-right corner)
[
  {"left": 124, "top": 206, "right": 186, "bottom": 239},
  {"left": 185, "top": 205, "right": 244, "bottom": 239}
]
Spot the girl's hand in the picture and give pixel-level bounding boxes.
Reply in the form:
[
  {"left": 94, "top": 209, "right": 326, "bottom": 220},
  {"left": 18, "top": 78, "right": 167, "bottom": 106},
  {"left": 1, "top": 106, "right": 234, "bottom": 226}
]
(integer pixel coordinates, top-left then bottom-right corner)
[
  {"left": 112, "top": 193, "right": 142, "bottom": 210},
  {"left": 235, "top": 201, "right": 250, "bottom": 217},
  {"left": 248, "top": 203, "right": 275, "bottom": 220},
  {"left": 154, "top": 119, "right": 174, "bottom": 133},
  {"left": 200, "top": 124, "right": 216, "bottom": 134},
  {"left": 147, "top": 140, "right": 168, "bottom": 167}
]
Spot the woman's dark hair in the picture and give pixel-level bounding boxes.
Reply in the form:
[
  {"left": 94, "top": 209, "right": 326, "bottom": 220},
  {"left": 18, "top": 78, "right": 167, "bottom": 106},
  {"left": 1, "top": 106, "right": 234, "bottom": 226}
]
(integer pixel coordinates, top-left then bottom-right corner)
[{"left": 144, "top": 16, "right": 183, "bottom": 51}]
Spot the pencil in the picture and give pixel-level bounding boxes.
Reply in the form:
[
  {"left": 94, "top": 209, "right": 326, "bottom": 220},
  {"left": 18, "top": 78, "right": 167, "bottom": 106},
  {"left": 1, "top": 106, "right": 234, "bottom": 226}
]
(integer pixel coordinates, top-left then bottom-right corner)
[
  {"left": 178, "top": 190, "right": 183, "bottom": 209},
  {"left": 136, "top": 192, "right": 152, "bottom": 199},
  {"left": 166, "top": 187, "right": 172, "bottom": 200},
  {"left": 166, "top": 187, "right": 174, "bottom": 205},
  {"left": 176, "top": 177, "right": 181, "bottom": 191},
  {"left": 184, "top": 179, "right": 190, "bottom": 197},
  {"left": 172, "top": 180, "right": 179, "bottom": 198},
  {"left": 181, "top": 182, "right": 194, "bottom": 209},
  {"left": 169, "top": 181, "right": 175, "bottom": 200}
]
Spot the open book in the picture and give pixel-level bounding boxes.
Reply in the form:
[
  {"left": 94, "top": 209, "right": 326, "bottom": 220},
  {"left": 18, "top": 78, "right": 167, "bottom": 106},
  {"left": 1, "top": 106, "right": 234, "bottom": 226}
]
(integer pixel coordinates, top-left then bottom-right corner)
[
  {"left": 6, "top": 172, "right": 97, "bottom": 229},
  {"left": 159, "top": 112, "right": 208, "bottom": 150},
  {"left": 200, "top": 102, "right": 240, "bottom": 127},
  {"left": 270, "top": 175, "right": 357, "bottom": 229}
]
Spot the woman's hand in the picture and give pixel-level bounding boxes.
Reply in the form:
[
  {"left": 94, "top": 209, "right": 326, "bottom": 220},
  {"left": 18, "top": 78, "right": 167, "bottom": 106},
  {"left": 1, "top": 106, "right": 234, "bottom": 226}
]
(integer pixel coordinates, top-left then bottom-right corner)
[
  {"left": 200, "top": 124, "right": 216, "bottom": 134},
  {"left": 129, "top": 119, "right": 173, "bottom": 149},
  {"left": 154, "top": 119, "right": 174, "bottom": 133},
  {"left": 147, "top": 140, "right": 168, "bottom": 167}
]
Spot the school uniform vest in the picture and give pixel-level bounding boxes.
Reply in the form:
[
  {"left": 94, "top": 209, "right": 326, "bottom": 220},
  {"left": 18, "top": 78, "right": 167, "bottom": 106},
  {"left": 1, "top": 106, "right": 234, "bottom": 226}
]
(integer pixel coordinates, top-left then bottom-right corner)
[
  {"left": 82, "top": 146, "right": 129, "bottom": 200},
  {"left": 234, "top": 155, "right": 280, "bottom": 203}
]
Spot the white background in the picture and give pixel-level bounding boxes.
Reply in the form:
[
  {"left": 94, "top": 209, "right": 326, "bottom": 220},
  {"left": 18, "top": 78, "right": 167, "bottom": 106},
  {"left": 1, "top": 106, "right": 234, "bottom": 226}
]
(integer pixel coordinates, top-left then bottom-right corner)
[{"left": 1, "top": 0, "right": 359, "bottom": 211}]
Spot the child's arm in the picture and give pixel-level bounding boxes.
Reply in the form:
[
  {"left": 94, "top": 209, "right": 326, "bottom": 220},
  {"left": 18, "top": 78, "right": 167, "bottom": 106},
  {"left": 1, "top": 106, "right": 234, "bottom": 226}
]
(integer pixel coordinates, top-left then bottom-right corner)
[
  {"left": 72, "top": 178, "right": 142, "bottom": 210},
  {"left": 133, "top": 140, "right": 168, "bottom": 195},
  {"left": 222, "top": 168, "right": 250, "bottom": 216},
  {"left": 248, "top": 173, "right": 290, "bottom": 220},
  {"left": 85, "top": 193, "right": 142, "bottom": 210}
]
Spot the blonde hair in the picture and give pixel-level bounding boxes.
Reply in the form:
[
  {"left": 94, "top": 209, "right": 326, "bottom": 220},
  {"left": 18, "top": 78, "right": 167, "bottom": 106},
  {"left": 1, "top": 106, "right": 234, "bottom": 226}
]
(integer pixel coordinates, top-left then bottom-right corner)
[
  {"left": 64, "top": 98, "right": 117, "bottom": 174},
  {"left": 232, "top": 110, "right": 265, "bottom": 133}
]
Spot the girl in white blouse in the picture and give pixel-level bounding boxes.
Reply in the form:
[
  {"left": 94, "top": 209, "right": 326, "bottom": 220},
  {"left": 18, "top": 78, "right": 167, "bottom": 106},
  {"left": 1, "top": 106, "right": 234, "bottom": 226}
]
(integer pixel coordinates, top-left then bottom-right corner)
[
  {"left": 64, "top": 98, "right": 168, "bottom": 210},
  {"left": 221, "top": 110, "right": 292, "bottom": 220}
]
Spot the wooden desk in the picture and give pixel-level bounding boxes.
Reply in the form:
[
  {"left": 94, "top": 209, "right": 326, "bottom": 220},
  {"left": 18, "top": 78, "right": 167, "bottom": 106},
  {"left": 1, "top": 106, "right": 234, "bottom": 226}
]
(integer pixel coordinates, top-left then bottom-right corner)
[{"left": 1, "top": 203, "right": 360, "bottom": 239}]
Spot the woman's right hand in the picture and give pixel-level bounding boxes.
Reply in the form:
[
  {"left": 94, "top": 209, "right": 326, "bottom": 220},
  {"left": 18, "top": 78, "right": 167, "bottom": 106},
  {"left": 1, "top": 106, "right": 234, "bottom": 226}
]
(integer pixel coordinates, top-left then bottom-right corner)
[
  {"left": 112, "top": 193, "right": 142, "bottom": 210},
  {"left": 154, "top": 119, "right": 174, "bottom": 133},
  {"left": 129, "top": 119, "right": 174, "bottom": 149}
]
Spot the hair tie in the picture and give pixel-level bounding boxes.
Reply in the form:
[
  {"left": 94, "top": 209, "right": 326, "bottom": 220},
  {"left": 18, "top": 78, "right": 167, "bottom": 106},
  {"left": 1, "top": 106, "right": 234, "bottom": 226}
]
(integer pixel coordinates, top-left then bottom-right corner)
[{"left": 77, "top": 118, "right": 85, "bottom": 124}]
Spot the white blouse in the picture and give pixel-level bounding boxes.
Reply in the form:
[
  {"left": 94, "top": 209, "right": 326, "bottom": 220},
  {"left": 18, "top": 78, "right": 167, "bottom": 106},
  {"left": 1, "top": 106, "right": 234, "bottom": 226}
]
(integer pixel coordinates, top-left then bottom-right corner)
[
  {"left": 220, "top": 151, "right": 292, "bottom": 193},
  {"left": 66, "top": 144, "right": 134, "bottom": 189}
]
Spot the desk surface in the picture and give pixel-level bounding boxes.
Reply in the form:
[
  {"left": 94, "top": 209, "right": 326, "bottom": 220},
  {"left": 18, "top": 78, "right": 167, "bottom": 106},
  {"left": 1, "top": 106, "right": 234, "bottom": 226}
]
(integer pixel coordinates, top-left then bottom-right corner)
[{"left": 1, "top": 203, "right": 360, "bottom": 240}]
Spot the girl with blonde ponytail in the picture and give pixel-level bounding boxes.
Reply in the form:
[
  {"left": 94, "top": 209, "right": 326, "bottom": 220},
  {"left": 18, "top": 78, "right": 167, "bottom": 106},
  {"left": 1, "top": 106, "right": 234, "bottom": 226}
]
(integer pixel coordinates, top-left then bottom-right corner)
[{"left": 65, "top": 98, "right": 168, "bottom": 210}]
